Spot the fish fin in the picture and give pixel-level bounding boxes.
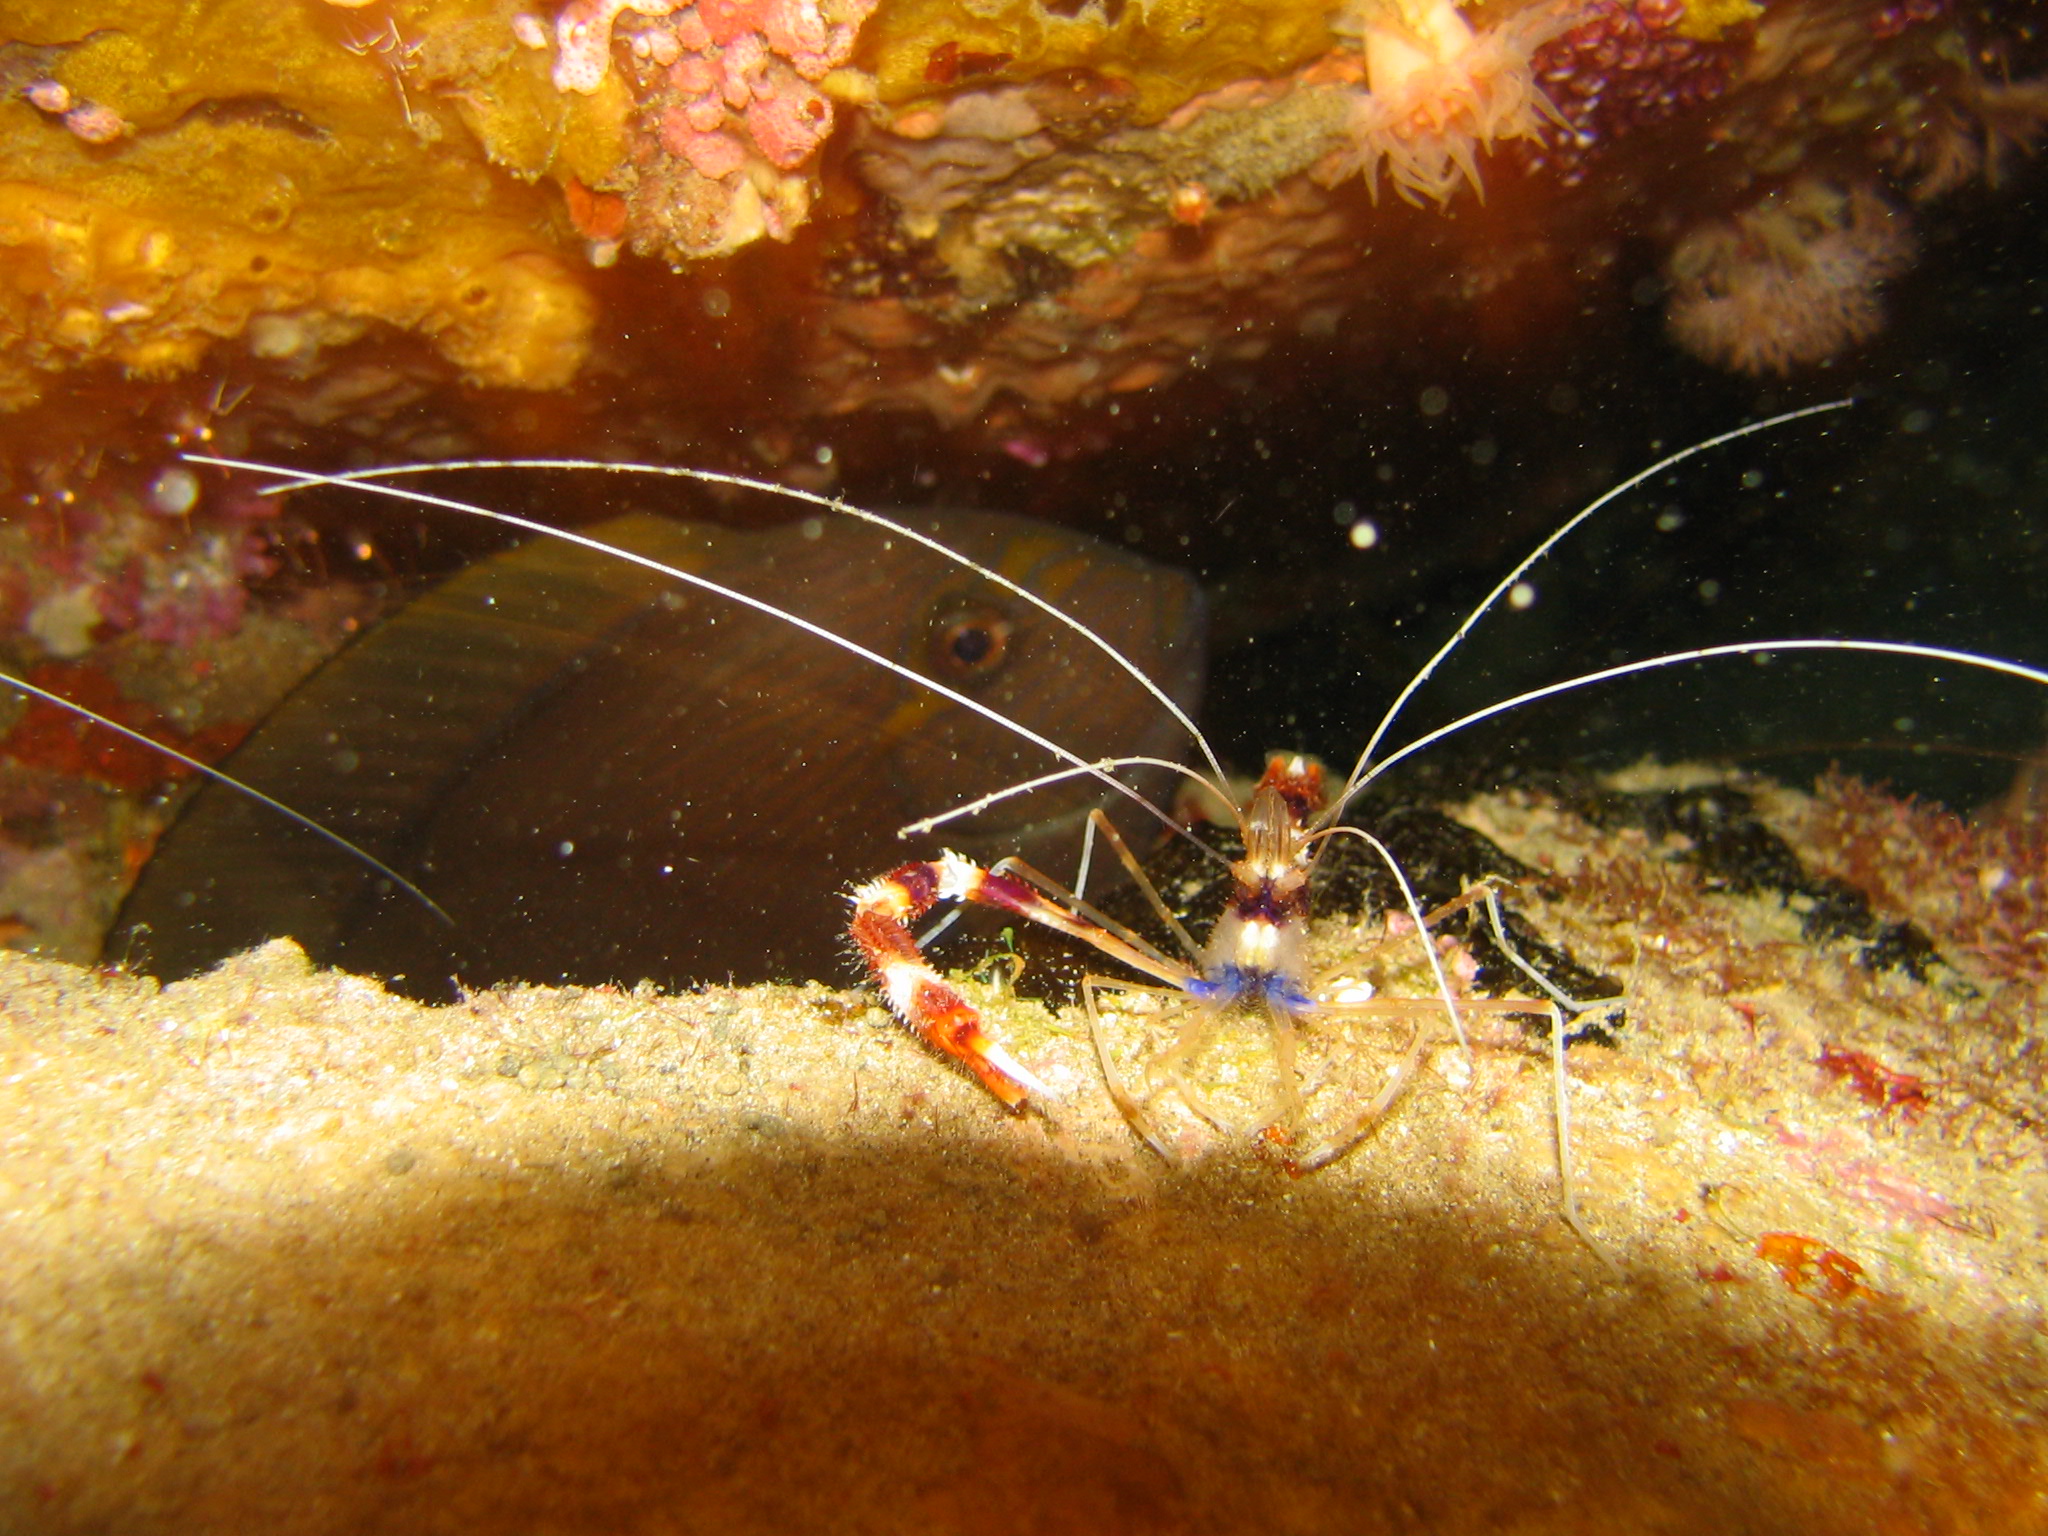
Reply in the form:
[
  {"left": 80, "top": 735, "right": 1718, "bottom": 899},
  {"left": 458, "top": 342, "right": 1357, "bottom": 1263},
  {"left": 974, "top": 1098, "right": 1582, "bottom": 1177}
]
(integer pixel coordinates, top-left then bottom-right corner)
[{"left": 109, "top": 515, "right": 720, "bottom": 980}]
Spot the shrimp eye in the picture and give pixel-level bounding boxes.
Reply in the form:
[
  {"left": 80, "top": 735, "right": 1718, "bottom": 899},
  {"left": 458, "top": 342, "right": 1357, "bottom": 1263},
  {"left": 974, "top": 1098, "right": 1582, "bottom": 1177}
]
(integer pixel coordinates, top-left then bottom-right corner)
[{"left": 930, "top": 606, "right": 1015, "bottom": 681}]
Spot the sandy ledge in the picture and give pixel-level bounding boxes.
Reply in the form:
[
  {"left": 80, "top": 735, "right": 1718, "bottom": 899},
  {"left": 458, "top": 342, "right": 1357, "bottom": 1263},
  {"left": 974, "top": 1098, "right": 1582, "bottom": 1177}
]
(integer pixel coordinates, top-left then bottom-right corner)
[{"left": 0, "top": 782, "right": 2043, "bottom": 1534}]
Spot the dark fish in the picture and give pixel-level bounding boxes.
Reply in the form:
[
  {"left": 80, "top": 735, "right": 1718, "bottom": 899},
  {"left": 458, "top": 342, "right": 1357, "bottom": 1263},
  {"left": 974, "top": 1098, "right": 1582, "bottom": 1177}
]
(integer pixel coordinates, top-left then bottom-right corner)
[{"left": 111, "top": 507, "right": 1206, "bottom": 998}]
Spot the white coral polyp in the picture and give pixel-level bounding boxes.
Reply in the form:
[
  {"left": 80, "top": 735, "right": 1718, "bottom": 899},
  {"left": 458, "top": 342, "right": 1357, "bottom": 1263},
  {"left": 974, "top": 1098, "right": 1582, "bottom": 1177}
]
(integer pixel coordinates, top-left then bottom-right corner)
[
  {"left": 1325, "top": 0, "right": 1572, "bottom": 207},
  {"left": 1665, "top": 181, "right": 1918, "bottom": 376}
]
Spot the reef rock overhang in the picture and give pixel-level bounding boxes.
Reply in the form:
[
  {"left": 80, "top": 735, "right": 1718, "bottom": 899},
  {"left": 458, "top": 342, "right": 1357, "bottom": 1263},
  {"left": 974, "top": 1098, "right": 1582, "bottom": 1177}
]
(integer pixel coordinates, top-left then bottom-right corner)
[{"left": 0, "top": 0, "right": 2043, "bottom": 444}]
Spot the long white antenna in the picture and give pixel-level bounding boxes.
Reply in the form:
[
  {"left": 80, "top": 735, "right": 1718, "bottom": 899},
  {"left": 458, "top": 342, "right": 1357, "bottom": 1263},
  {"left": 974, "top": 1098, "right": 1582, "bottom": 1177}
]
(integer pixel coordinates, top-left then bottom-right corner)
[
  {"left": 1356, "top": 639, "right": 2048, "bottom": 795},
  {"left": 189, "top": 455, "right": 1191, "bottom": 836},
  {"left": 900, "top": 755, "right": 1232, "bottom": 866},
  {"left": 224, "top": 455, "right": 1231, "bottom": 794},
  {"left": 0, "top": 669, "right": 452, "bottom": 925},
  {"left": 1332, "top": 399, "right": 1856, "bottom": 822}
]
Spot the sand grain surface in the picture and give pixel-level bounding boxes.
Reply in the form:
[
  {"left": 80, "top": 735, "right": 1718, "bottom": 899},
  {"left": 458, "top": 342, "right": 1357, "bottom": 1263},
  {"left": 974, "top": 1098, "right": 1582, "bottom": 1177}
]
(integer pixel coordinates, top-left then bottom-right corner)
[{"left": 1, "top": 783, "right": 2043, "bottom": 1534}]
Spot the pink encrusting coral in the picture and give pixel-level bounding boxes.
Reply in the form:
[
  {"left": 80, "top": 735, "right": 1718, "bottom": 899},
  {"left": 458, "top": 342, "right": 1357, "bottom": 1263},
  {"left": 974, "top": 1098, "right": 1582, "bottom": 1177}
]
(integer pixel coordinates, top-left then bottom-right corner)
[
  {"left": 1321, "top": 0, "right": 1577, "bottom": 206},
  {"left": 553, "top": 0, "right": 683, "bottom": 93},
  {"left": 1664, "top": 178, "right": 1917, "bottom": 374},
  {"left": 546, "top": 0, "right": 878, "bottom": 261},
  {"left": 657, "top": 5, "right": 838, "bottom": 172}
]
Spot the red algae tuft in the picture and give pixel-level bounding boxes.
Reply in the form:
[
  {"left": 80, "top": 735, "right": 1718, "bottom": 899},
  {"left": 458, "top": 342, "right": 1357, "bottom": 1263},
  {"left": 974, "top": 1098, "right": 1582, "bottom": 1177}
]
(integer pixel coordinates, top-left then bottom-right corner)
[
  {"left": 1756, "top": 1232, "right": 1872, "bottom": 1302},
  {"left": 1796, "top": 771, "right": 2048, "bottom": 986}
]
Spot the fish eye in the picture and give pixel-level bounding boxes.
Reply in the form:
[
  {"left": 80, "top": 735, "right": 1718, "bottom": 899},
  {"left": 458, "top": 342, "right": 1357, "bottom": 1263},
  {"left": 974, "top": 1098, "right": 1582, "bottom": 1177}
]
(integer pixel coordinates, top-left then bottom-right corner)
[{"left": 929, "top": 605, "right": 1015, "bottom": 681}]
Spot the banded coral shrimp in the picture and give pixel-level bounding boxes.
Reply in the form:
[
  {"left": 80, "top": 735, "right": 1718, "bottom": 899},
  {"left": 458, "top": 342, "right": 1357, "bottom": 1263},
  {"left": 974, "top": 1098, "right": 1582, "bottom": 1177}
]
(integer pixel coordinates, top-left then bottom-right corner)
[
  {"left": 832, "top": 398, "right": 2048, "bottom": 1244},
  {"left": 14, "top": 400, "right": 1992, "bottom": 1259},
  {"left": 1, "top": 450, "right": 2043, "bottom": 1536}
]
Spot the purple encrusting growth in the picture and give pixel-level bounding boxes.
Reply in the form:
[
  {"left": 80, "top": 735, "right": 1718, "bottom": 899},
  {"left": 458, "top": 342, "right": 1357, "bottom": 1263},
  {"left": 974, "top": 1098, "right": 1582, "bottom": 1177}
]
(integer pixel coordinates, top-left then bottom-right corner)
[
  {"left": 1519, "top": 0, "right": 1751, "bottom": 184},
  {"left": 1, "top": 457, "right": 282, "bottom": 659}
]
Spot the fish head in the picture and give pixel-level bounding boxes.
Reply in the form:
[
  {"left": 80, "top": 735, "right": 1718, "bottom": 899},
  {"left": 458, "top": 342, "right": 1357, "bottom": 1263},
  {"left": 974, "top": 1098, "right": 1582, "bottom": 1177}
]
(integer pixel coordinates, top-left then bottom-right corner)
[{"left": 857, "top": 507, "right": 1208, "bottom": 868}]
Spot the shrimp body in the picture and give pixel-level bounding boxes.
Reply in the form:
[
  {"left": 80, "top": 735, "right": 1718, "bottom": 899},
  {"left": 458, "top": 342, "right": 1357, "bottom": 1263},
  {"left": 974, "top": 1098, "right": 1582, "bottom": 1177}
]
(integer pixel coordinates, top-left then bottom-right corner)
[
  {"left": 1188, "top": 761, "right": 1321, "bottom": 1016},
  {"left": 850, "top": 750, "right": 1536, "bottom": 1166}
]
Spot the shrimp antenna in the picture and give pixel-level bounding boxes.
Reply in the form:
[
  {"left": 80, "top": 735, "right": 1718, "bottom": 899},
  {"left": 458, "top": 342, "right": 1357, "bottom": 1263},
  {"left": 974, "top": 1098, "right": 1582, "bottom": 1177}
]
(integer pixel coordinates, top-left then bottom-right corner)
[
  {"left": 1354, "top": 639, "right": 2048, "bottom": 795},
  {"left": 0, "top": 669, "right": 452, "bottom": 926},
  {"left": 900, "top": 754, "right": 1234, "bottom": 866},
  {"left": 222, "top": 456, "right": 1231, "bottom": 796},
  {"left": 1327, "top": 398, "right": 1855, "bottom": 826},
  {"left": 188, "top": 456, "right": 1192, "bottom": 838}
]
